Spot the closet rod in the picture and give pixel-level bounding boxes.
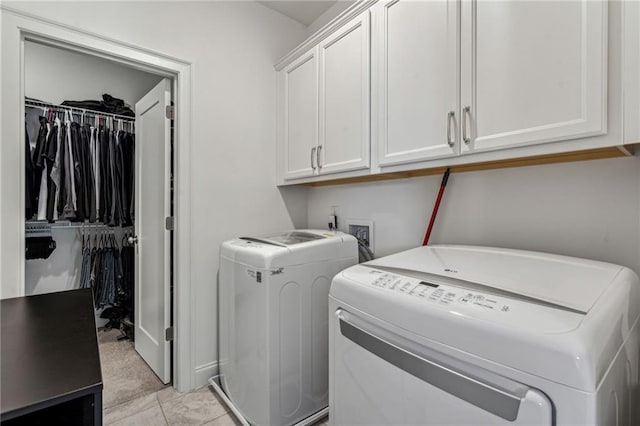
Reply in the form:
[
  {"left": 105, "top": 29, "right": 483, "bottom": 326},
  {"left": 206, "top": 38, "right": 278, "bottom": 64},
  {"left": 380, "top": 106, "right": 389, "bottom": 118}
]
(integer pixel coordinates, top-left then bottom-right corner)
[
  {"left": 26, "top": 221, "right": 134, "bottom": 230},
  {"left": 25, "top": 99, "right": 135, "bottom": 122}
]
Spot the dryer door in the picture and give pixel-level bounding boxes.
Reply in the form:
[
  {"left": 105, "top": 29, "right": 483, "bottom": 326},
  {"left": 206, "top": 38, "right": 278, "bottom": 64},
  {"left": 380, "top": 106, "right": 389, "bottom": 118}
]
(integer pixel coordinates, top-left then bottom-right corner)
[{"left": 329, "top": 307, "right": 553, "bottom": 426}]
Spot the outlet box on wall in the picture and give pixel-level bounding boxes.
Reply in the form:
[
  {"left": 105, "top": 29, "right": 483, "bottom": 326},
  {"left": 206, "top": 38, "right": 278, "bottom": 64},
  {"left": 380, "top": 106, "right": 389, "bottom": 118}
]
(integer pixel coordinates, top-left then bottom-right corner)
[{"left": 346, "top": 218, "right": 374, "bottom": 253}]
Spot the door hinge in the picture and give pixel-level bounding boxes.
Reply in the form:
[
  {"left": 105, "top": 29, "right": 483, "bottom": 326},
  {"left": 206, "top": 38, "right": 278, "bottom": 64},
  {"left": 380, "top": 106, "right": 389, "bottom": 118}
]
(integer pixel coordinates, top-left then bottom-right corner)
[
  {"left": 165, "top": 216, "right": 174, "bottom": 231},
  {"left": 165, "top": 327, "right": 174, "bottom": 341},
  {"left": 165, "top": 105, "right": 175, "bottom": 120}
]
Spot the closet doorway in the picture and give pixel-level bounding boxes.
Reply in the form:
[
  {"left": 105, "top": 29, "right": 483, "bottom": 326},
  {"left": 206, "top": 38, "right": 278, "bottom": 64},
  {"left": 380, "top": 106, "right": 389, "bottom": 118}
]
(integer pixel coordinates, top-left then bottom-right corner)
[
  {"left": 2, "top": 8, "right": 193, "bottom": 393},
  {"left": 22, "top": 37, "right": 177, "bottom": 403}
]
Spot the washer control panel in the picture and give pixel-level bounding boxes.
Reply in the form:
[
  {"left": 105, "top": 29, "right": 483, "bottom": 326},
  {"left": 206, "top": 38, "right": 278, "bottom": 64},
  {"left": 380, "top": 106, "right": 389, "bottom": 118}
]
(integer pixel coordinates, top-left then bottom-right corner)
[{"left": 368, "top": 271, "right": 512, "bottom": 313}]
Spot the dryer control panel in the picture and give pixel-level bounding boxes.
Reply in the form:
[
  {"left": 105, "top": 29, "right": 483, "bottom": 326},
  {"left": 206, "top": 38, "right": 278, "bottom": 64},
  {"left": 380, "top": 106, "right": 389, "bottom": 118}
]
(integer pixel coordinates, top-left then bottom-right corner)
[
  {"left": 336, "top": 264, "right": 585, "bottom": 333},
  {"left": 368, "top": 271, "right": 513, "bottom": 313}
]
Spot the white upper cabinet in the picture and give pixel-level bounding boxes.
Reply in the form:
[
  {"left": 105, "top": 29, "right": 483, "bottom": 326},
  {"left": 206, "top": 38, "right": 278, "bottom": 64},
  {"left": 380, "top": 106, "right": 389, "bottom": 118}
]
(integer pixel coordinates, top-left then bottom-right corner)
[
  {"left": 375, "top": 0, "right": 459, "bottom": 166},
  {"left": 275, "top": 0, "right": 631, "bottom": 185},
  {"left": 318, "top": 12, "right": 371, "bottom": 175},
  {"left": 280, "top": 48, "right": 319, "bottom": 180},
  {"left": 460, "top": 0, "right": 607, "bottom": 154}
]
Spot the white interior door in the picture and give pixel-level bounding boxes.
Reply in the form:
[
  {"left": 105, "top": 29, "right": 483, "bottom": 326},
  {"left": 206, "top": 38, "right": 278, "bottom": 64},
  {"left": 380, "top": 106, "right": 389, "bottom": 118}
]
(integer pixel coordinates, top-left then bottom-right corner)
[{"left": 134, "top": 78, "right": 172, "bottom": 384}]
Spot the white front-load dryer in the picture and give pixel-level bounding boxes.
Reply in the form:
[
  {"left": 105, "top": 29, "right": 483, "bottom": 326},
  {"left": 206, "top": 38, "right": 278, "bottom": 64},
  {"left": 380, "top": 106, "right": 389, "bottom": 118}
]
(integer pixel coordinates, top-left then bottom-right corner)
[
  {"left": 219, "top": 230, "right": 358, "bottom": 426},
  {"left": 329, "top": 245, "right": 640, "bottom": 425}
]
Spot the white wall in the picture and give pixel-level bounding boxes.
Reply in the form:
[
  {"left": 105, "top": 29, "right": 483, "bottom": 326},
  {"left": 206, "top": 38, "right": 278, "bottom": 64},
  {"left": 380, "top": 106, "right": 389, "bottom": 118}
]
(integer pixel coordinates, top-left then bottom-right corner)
[
  {"left": 308, "top": 156, "right": 640, "bottom": 274},
  {"left": 1, "top": 1, "right": 307, "bottom": 389},
  {"left": 25, "top": 40, "right": 162, "bottom": 106}
]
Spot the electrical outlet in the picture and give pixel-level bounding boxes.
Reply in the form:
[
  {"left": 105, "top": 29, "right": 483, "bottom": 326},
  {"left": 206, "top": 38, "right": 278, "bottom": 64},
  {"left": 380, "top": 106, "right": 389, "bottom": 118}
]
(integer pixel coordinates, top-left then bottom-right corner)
[{"left": 346, "top": 219, "right": 374, "bottom": 251}]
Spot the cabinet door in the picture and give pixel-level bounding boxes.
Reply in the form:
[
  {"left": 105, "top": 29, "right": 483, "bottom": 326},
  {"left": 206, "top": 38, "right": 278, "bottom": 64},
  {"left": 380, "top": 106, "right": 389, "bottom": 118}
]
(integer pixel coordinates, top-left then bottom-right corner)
[
  {"left": 376, "top": 0, "right": 459, "bottom": 167},
  {"left": 460, "top": 0, "right": 607, "bottom": 154},
  {"left": 317, "top": 12, "right": 371, "bottom": 175},
  {"left": 280, "top": 48, "right": 319, "bottom": 180}
]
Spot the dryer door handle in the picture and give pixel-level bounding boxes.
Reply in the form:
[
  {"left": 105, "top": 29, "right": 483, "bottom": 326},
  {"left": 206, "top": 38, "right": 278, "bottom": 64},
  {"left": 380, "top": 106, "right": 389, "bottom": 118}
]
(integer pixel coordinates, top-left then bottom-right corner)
[{"left": 336, "top": 310, "right": 534, "bottom": 422}]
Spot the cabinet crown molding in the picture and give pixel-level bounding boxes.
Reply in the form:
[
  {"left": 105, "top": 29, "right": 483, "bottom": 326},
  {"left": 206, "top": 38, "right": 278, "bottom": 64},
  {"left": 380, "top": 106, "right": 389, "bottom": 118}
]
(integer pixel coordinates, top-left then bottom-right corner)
[{"left": 274, "top": 0, "right": 377, "bottom": 71}]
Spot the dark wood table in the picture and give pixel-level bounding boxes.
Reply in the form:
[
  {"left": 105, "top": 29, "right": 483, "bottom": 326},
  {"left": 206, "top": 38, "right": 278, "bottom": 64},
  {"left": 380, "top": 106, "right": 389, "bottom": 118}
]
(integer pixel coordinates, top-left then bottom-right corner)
[{"left": 1, "top": 289, "right": 103, "bottom": 425}]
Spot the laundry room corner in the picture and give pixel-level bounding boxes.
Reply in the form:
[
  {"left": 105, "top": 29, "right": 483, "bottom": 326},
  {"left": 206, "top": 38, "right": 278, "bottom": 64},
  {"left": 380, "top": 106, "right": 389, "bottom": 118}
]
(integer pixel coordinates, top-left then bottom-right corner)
[{"left": 278, "top": 185, "right": 310, "bottom": 230}]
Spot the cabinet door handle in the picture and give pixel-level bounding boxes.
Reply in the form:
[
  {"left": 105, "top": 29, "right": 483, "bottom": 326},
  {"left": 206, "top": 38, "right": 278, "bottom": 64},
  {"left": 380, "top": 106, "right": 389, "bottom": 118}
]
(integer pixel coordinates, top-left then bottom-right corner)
[
  {"left": 447, "top": 111, "right": 455, "bottom": 147},
  {"left": 311, "top": 147, "right": 317, "bottom": 170},
  {"left": 462, "top": 106, "right": 471, "bottom": 144},
  {"left": 317, "top": 145, "right": 323, "bottom": 169}
]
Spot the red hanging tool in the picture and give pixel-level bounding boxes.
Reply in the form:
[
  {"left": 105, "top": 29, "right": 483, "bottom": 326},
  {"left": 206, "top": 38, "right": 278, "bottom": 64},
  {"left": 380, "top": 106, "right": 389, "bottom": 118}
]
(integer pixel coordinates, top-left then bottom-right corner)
[{"left": 422, "top": 168, "right": 451, "bottom": 246}]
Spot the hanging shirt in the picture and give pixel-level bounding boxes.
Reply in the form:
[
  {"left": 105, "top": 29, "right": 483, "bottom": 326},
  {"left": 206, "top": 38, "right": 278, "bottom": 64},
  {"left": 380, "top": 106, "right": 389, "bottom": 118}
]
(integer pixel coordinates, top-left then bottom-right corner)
[
  {"left": 90, "top": 126, "right": 100, "bottom": 220},
  {"left": 119, "top": 131, "right": 133, "bottom": 226},
  {"left": 32, "top": 116, "right": 48, "bottom": 214},
  {"left": 99, "top": 126, "right": 111, "bottom": 224},
  {"left": 57, "top": 121, "right": 68, "bottom": 219},
  {"left": 69, "top": 121, "right": 84, "bottom": 221},
  {"left": 62, "top": 112, "right": 77, "bottom": 219},
  {"left": 45, "top": 122, "right": 59, "bottom": 221},
  {"left": 79, "top": 124, "right": 95, "bottom": 221},
  {"left": 112, "top": 130, "right": 126, "bottom": 226},
  {"left": 25, "top": 123, "right": 35, "bottom": 220},
  {"left": 50, "top": 118, "right": 63, "bottom": 221},
  {"left": 129, "top": 132, "right": 135, "bottom": 222},
  {"left": 32, "top": 116, "right": 48, "bottom": 169},
  {"left": 109, "top": 129, "right": 120, "bottom": 226},
  {"left": 36, "top": 122, "right": 52, "bottom": 220}
]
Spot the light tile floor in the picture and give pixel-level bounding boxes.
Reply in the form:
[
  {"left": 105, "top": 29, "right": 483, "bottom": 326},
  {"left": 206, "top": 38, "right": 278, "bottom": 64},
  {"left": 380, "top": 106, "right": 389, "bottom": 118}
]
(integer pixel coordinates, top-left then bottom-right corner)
[
  {"left": 99, "top": 328, "right": 329, "bottom": 425},
  {"left": 103, "top": 384, "right": 241, "bottom": 426},
  {"left": 104, "top": 385, "right": 329, "bottom": 425}
]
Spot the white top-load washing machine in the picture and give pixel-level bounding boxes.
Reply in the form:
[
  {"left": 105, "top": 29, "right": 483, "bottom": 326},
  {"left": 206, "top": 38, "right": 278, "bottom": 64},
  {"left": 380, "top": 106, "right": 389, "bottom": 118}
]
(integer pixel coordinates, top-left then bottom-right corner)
[
  {"left": 219, "top": 230, "right": 358, "bottom": 426},
  {"left": 329, "top": 245, "right": 640, "bottom": 426}
]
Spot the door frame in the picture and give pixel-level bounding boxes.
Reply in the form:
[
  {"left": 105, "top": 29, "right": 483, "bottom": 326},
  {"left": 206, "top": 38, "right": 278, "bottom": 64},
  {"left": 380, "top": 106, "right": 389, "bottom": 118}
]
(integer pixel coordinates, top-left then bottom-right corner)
[{"left": 0, "top": 7, "right": 195, "bottom": 392}]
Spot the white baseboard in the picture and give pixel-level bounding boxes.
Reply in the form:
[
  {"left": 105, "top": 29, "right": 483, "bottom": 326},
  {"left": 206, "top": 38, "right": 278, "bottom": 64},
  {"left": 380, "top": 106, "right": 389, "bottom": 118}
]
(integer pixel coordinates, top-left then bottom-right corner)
[{"left": 194, "top": 361, "right": 219, "bottom": 389}]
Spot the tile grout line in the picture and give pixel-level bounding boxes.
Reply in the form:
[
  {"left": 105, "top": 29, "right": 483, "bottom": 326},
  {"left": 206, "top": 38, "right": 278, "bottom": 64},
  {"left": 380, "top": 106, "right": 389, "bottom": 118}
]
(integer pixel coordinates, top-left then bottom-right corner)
[
  {"left": 105, "top": 404, "right": 162, "bottom": 426},
  {"left": 194, "top": 386, "right": 233, "bottom": 426},
  {"left": 196, "top": 387, "right": 231, "bottom": 426},
  {"left": 103, "top": 391, "right": 155, "bottom": 413},
  {"left": 202, "top": 409, "right": 232, "bottom": 426},
  {"left": 157, "top": 390, "right": 172, "bottom": 426}
]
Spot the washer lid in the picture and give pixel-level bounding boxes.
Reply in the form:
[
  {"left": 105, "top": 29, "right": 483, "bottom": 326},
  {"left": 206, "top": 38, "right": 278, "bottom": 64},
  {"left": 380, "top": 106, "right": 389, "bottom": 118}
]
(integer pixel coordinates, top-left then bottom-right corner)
[
  {"left": 241, "top": 231, "right": 326, "bottom": 247},
  {"left": 222, "top": 230, "right": 357, "bottom": 269},
  {"left": 367, "top": 245, "right": 624, "bottom": 313}
]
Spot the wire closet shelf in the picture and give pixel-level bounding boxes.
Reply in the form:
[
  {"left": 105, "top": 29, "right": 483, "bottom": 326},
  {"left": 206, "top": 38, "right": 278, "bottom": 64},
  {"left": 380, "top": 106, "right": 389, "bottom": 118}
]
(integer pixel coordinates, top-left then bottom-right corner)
[
  {"left": 25, "top": 221, "right": 134, "bottom": 234},
  {"left": 25, "top": 98, "right": 135, "bottom": 128}
]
